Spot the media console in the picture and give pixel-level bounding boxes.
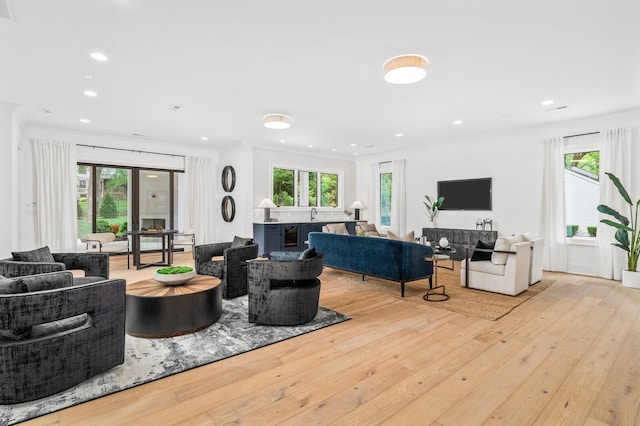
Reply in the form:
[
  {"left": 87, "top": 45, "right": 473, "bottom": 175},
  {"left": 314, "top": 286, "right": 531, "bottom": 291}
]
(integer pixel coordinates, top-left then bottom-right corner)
[{"left": 421, "top": 227, "right": 497, "bottom": 261}]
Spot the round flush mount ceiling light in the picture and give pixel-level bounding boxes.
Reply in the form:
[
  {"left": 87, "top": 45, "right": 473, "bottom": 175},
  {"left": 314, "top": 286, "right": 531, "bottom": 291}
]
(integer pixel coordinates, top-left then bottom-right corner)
[
  {"left": 83, "top": 89, "right": 98, "bottom": 97},
  {"left": 263, "top": 114, "right": 291, "bottom": 129},
  {"left": 383, "top": 54, "right": 428, "bottom": 84},
  {"left": 90, "top": 52, "right": 109, "bottom": 62}
]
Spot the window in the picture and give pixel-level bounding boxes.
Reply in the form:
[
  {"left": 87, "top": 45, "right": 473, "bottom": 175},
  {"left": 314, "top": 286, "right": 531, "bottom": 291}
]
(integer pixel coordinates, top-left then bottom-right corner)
[
  {"left": 379, "top": 162, "right": 392, "bottom": 226},
  {"left": 564, "top": 148, "right": 600, "bottom": 238},
  {"left": 272, "top": 167, "right": 341, "bottom": 207}
]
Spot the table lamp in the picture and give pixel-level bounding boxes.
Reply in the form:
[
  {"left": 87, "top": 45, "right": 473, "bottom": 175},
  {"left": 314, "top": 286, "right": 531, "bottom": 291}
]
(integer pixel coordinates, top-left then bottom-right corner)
[
  {"left": 349, "top": 201, "right": 367, "bottom": 220},
  {"left": 257, "top": 198, "right": 278, "bottom": 222}
]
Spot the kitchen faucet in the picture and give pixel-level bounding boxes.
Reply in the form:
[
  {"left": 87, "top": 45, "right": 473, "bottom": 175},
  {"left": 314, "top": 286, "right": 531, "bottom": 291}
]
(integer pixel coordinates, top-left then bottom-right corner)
[{"left": 310, "top": 208, "right": 317, "bottom": 221}]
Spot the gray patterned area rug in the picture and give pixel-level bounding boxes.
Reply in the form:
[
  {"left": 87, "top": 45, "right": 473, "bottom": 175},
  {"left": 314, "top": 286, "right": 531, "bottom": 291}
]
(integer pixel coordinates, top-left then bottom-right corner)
[{"left": 1, "top": 296, "right": 349, "bottom": 425}]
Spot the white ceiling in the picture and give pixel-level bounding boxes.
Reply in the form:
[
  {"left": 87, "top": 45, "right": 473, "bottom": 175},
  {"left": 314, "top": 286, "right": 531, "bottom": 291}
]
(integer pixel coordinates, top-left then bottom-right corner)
[{"left": 2, "top": 0, "right": 639, "bottom": 158}]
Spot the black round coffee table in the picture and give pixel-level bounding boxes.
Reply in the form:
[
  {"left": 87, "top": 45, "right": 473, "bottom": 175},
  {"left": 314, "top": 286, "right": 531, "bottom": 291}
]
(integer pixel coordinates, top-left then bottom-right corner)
[{"left": 126, "top": 275, "right": 222, "bottom": 338}]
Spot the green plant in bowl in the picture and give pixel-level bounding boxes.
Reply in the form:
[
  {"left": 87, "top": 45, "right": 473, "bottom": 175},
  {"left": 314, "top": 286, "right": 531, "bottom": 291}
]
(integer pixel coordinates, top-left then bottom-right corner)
[{"left": 156, "top": 266, "right": 194, "bottom": 275}]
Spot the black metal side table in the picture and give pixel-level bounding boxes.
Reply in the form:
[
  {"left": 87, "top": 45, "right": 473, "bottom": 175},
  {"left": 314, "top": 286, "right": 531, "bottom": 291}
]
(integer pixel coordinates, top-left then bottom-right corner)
[{"left": 423, "top": 254, "right": 451, "bottom": 302}]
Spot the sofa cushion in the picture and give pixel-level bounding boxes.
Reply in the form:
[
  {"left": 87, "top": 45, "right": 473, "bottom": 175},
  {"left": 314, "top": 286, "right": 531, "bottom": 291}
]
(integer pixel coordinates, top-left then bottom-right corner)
[
  {"left": 463, "top": 258, "right": 506, "bottom": 276},
  {"left": 30, "top": 313, "right": 91, "bottom": 339},
  {"left": 471, "top": 240, "right": 495, "bottom": 262},
  {"left": 22, "top": 271, "right": 74, "bottom": 292},
  {"left": 0, "top": 275, "right": 28, "bottom": 294},
  {"left": 491, "top": 235, "right": 523, "bottom": 265},
  {"left": 199, "top": 261, "right": 224, "bottom": 278},
  {"left": 0, "top": 276, "right": 31, "bottom": 341},
  {"left": 298, "top": 247, "right": 317, "bottom": 260},
  {"left": 324, "top": 223, "right": 349, "bottom": 235},
  {"left": 387, "top": 230, "right": 415, "bottom": 242},
  {"left": 231, "top": 236, "right": 253, "bottom": 248},
  {"left": 357, "top": 223, "right": 380, "bottom": 236},
  {"left": 12, "top": 246, "right": 55, "bottom": 263}
]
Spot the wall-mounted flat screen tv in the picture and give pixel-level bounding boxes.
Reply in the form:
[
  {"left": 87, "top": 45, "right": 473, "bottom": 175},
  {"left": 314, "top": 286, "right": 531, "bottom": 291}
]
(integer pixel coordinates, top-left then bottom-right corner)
[{"left": 437, "top": 178, "right": 492, "bottom": 211}]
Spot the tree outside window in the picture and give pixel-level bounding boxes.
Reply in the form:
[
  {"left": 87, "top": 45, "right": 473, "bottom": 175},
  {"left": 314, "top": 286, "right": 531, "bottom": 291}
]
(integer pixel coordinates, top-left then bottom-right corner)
[
  {"left": 272, "top": 167, "right": 340, "bottom": 207},
  {"left": 380, "top": 172, "right": 392, "bottom": 226}
]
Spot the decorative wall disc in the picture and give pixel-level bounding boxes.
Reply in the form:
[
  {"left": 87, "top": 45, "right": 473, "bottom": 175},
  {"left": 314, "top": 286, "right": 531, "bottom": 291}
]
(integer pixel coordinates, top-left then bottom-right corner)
[
  {"left": 221, "top": 196, "right": 235, "bottom": 222},
  {"left": 221, "top": 165, "right": 236, "bottom": 192}
]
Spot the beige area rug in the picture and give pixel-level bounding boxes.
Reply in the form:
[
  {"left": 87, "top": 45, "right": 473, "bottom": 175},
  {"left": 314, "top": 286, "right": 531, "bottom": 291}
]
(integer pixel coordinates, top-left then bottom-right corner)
[{"left": 322, "top": 265, "right": 555, "bottom": 321}]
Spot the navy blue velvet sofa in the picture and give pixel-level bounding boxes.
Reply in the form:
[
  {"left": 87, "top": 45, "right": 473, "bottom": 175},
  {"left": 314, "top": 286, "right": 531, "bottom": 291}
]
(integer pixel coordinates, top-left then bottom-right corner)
[{"left": 308, "top": 232, "right": 434, "bottom": 297}]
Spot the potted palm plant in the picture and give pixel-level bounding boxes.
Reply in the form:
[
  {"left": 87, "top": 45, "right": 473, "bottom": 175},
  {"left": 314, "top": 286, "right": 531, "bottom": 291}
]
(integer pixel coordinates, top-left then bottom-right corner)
[{"left": 597, "top": 172, "right": 640, "bottom": 287}]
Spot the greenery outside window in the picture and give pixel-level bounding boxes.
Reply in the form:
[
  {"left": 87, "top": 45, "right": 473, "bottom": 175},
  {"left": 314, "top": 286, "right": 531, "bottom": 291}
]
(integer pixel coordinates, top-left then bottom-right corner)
[
  {"left": 380, "top": 172, "right": 392, "bottom": 226},
  {"left": 272, "top": 167, "right": 340, "bottom": 207},
  {"left": 564, "top": 149, "right": 599, "bottom": 238}
]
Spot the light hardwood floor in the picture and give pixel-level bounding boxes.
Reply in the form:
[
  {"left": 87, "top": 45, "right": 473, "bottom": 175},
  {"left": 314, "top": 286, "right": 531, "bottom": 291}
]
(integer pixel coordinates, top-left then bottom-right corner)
[{"left": 23, "top": 252, "right": 640, "bottom": 425}]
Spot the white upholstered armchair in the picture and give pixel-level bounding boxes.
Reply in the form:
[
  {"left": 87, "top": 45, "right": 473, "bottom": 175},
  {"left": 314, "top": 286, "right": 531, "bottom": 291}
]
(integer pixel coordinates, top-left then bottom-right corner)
[{"left": 461, "top": 235, "right": 532, "bottom": 296}]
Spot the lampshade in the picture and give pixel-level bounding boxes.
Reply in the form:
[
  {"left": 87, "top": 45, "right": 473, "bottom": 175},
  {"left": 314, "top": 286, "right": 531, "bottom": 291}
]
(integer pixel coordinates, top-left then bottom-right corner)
[
  {"left": 263, "top": 114, "right": 291, "bottom": 129},
  {"left": 257, "top": 198, "right": 277, "bottom": 208},
  {"left": 383, "top": 54, "right": 428, "bottom": 84},
  {"left": 349, "top": 201, "right": 367, "bottom": 210}
]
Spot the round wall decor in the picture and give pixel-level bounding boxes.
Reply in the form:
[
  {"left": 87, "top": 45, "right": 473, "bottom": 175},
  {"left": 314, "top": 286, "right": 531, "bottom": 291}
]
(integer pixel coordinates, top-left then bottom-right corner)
[
  {"left": 221, "top": 196, "right": 236, "bottom": 222},
  {"left": 221, "top": 165, "right": 236, "bottom": 192}
]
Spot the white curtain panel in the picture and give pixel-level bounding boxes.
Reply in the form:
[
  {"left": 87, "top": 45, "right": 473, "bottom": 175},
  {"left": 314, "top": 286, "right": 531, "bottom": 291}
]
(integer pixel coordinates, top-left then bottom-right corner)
[
  {"left": 370, "top": 163, "right": 381, "bottom": 228},
  {"left": 541, "top": 136, "right": 568, "bottom": 271},
  {"left": 33, "top": 139, "right": 78, "bottom": 252},
  {"left": 184, "top": 156, "right": 216, "bottom": 245},
  {"left": 597, "top": 128, "right": 631, "bottom": 280},
  {"left": 390, "top": 159, "right": 406, "bottom": 235}
]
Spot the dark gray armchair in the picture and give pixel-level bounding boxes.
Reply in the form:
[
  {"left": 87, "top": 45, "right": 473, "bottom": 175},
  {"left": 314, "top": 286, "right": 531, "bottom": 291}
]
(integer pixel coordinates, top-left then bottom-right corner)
[
  {"left": 247, "top": 251, "right": 324, "bottom": 325},
  {"left": 0, "top": 248, "right": 109, "bottom": 285},
  {"left": 0, "top": 271, "right": 125, "bottom": 404},
  {"left": 195, "top": 237, "right": 259, "bottom": 299}
]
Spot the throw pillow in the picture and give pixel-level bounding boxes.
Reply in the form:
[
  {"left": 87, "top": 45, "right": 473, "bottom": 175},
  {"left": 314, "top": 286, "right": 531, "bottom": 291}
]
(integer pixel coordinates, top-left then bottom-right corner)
[
  {"left": 387, "top": 231, "right": 415, "bottom": 242},
  {"left": 0, "top": 275, "right": 28, "bottom": 294},
  {"left": 325, "top": 223, "right": 349, "bottom": 235},
  {"left": 470, "top": 240, "right": 495, "bottom": 262},
  {"left": 231, "top": 236, "right": 253, "bottom": 248},
  {"left": 298, "top": 247, "right": 317, "bottom": 260},
  {"left": 0, "top": 276, "right": 31, "bottom": 341},
  {"left": 491, "top": 235, "right": 523, "bottom": 265},
  {"left": 22, "top": 271, "right": 74, "bottom": 292},
  {"left": 12, "top": 246, "right": 55, "bottom": 263}
]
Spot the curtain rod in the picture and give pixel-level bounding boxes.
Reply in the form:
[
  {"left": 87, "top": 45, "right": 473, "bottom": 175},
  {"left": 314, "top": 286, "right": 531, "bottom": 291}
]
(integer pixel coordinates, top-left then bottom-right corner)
[
  {"left": 563, "top": 131, "right": 600, "bottom": 139},
  {"left": 76, "top": 144, "right": 185, "bottom": 159}
]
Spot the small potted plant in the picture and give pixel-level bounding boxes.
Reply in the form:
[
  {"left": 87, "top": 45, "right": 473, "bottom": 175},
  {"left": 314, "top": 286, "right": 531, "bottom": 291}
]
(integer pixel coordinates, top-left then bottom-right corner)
[
  {"left": 597, "top": 172, "right": 640, "bottom": 287},
  {"left": 423, "top": 195, "right": 445, "bottom": 224},
  {"left": 154, "top": 266, "right": 196, "bottom": 285}
]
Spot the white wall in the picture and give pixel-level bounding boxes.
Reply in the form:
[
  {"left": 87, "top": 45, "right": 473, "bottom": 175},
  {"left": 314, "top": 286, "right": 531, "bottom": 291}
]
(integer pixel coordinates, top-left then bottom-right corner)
[
  {"left": 251, "top": 146, "right": 356, "bottom": 224},
  {"left": 216, "top": 143, "right": 254, "bottom": 241},
  {"left": 356, "top": 108, "right": 640, "bottom": 276},
  {"left": 0, "top": 102, "right": 19, "bottom": 257}
]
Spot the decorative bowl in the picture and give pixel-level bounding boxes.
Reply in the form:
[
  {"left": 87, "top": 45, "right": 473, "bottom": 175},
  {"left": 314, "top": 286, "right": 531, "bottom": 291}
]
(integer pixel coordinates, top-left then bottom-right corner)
[{"left": 153, "top": 268, "right": 196, "bottom": 286}]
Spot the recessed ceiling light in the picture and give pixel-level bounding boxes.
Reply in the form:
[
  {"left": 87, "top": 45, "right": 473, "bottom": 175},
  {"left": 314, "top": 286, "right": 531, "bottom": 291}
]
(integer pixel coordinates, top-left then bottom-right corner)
[
  {"left": 84, "top": 74, "right": 93, "bottom": 79},
  {"left": 453, "top": 120, "right": 463, "bottom": 125},
  {"left": 395, "top": 133, "right": 403, "bottom": 137},
  {"left": 331, "top": 148, "right": 336, "bottom": 152},
  {"left": 263, "top": 114, "right": 291, "bottom": 129},
  {"left": 354, "top": 153, "right": 359, "bottom": 156},
  {"left": 308, "top": 145, "right": 313, "bottom": 148},
  {"left": 201, "top": 136, "right": 208, "bottom": 141},
  {"left": 383, "top": 54, "right": 428, "bottom": 84},
  {"left": 280, "top": 139, "right": 285, "bottom": 143},
  {"left": 541, "top": 99, "right": 555, "bottom": 106},
  {"left": 83, "top": 90, "right": 97, "bottom": 97},
  {"left": 39, "top": 108, "right": 52, "bottom": 114},
  {"left": 79, "top": 118, "right": 90, "bottom": 124},
  {"left": 350, "top": 143, "right": 357, "bottom": 147},
  {"left": 90, "top": 52, "right": 108, "bottom": 62}
]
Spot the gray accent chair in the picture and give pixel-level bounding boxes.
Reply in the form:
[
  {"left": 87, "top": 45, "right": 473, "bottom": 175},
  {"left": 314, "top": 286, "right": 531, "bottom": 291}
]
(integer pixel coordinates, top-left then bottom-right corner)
[
  {"left": 0, "top": 252, "right": 109, "bottom": 285},
  {"left": 0, "top": 272, "right": 125, "bottom": 404},
  {"left": 195, "top": 237, "right": 259, "bottom": 299},
  {"left": 247, "top": 251, "right": 324, "bottom": 325}
]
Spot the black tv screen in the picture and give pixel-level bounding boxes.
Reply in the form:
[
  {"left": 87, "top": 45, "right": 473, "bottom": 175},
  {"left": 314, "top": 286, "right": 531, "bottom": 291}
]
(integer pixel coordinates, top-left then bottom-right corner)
[{"left": 437, "top": 178, "right": 492, "bottom": 211}]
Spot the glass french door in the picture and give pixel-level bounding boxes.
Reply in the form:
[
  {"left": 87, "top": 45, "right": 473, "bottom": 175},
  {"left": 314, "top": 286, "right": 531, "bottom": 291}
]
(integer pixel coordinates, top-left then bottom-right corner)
[{"left": 77, "top": 164, "right": 183, "bottom": 252}]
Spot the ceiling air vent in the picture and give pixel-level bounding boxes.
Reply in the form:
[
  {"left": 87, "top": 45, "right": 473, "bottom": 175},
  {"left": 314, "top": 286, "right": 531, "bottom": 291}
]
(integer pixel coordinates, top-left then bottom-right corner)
[{"left": 168, "top": 105, "right": 181, "bottom": 112}]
